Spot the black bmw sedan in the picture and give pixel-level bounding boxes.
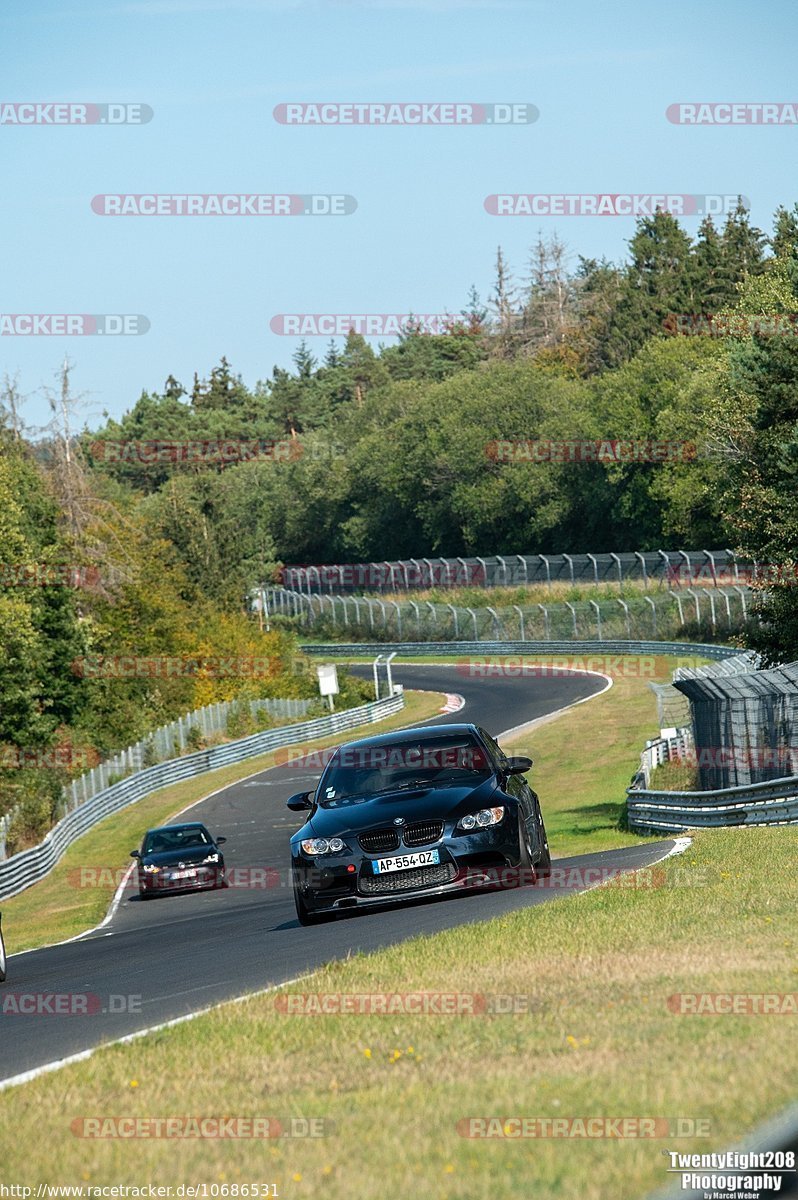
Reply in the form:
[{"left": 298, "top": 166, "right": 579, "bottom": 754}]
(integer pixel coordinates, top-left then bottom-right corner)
[
  {"left": 131, "top": 821, "right": 227, "bottom": 898},
  {"left": 288, "top": 723, "right": 550, "bottom": 925}
]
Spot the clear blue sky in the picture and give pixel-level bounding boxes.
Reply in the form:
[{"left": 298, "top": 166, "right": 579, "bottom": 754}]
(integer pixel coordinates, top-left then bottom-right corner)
[{"left": 2, "top": 0, "right": 797, "bottom": 430}]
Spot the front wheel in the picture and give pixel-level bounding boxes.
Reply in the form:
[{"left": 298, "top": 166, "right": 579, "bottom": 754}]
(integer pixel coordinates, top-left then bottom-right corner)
[
  {"left": 515, "top": 815, "right": 537, "bottom": 887},
  {"left": 0, "top": 914, "right": 7, "bottom": 983},
  {"left": 536, "top": 836, "right": 552, "bottom": 877}
]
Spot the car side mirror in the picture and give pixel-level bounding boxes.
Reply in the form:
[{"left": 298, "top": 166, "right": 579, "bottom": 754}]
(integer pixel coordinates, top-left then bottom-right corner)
[
  {"left": 130, "top": 850, "right": 141, "bottom": 858},
  {"left": 287, "top": 791, "right": 313, "bottom": 811},
  {"left": 506, "top": 756, "right": 533, "bottom": 774},
  {"left": 216, "top": 836, "right": 227, "bottom": 845}
]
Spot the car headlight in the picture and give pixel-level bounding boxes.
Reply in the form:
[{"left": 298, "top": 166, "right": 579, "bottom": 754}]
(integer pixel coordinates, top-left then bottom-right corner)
[
  {"left": 202, "top": 853, "right": 220, "bottom": 864},
  {"left": 143, "top": 863, "right": 161, "bottom": 873},
  {"left": 300, "top": 837, "right": 346, "bottom": 856},
  {"left": 456, "top": 806, "right": 505, "bottom": 833}
]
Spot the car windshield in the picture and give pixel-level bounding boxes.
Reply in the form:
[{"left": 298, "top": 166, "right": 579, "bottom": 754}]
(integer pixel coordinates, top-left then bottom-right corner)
[
  {"left": 318, "top": 735, "right": 491, "bottom": 806},
  {"left": 144, "top": 827, "right": 211, "bottom": 854}
]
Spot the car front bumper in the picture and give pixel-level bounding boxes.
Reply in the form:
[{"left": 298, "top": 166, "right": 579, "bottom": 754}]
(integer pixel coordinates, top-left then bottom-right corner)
[{"left": 292, "top": 823, "right": 524, "bottom": 913}]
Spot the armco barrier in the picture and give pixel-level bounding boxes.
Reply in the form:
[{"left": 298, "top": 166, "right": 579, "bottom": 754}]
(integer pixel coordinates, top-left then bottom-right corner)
[
  {"left": 626, "top": 775, "right": 798, "bottom": 834},
  {"left": 0, "top": 692, "right": 404, "bottom": 904},
  {"left": 300, "top": 640, "right": 736, "bottom": 659}
]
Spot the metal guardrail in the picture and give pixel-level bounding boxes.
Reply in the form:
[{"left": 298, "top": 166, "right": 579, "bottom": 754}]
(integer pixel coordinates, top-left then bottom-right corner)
[
  {"left": 0, "top": 692, "right": 404, "bottom": 904},
  {"left": 0, "top": 695, "right": 317, "bottom": 863},
  {"left": 626, "top": 774, "right": 798, "bottom": 833},
  {"left": 300, "top": 640, "right": 736, "bottom": 659}
]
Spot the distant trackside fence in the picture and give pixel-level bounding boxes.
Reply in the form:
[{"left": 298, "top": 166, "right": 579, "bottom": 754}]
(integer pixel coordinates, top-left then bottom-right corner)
[
  {"left": 263, "top": 586, "right": 752, "bottom": 643},
  {"left": 282, "top": 548, "right": 755, "bottom": 593}
]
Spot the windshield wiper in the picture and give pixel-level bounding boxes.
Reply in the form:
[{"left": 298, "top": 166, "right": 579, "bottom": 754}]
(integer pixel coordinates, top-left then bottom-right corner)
[{"left": 372, "top": 778, "right": 439, "bottom": 794}]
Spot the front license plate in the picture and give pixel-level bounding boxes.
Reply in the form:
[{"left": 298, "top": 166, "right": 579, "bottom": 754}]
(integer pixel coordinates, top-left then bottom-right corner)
[
  {"left": 171, "top": 868, "right": 197, "bottom": 879},
  {"left": 372, "top": 850, "right": 440, "bottom": 874}
]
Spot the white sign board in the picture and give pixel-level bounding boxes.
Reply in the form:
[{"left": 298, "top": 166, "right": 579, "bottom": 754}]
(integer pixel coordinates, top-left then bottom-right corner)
[{"left": 316, "top": 663, "right": 340, "bottom": 697}]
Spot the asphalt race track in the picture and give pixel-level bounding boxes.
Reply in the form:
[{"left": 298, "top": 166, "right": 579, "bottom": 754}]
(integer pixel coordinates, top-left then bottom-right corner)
[{"left": 0, "top": 664, "right": 676, "bottom": 1084}]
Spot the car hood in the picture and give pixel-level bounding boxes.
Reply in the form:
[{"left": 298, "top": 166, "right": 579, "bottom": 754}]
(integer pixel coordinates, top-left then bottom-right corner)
[
  {"left": 142, "top": 847, "right": 220, "bottom": 868},
  {"left": 307, "top": 776, "right": 504, "bottom": 838}
]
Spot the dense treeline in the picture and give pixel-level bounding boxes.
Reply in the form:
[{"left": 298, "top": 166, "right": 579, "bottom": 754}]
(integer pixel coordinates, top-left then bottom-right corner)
[
  {"left": 81, "top": 207, "right": 797, "bottom": 595},
  {"left": 2, "top": 202, "right": 798, "bottom": 841},
  {"left": 0, "top": 427, "right": 370, "bottom": 848}
]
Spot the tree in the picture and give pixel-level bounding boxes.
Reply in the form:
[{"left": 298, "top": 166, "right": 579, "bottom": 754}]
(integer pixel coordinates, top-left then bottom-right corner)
[{"left": 706, "top": 246, "right": 798, "bottom": 662}]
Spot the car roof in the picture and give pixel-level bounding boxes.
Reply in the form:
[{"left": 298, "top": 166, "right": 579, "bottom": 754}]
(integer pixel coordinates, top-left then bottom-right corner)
[
  {"left": 333, "top": 723, "right": 482, "bottom": 753},
  {"left": 144, "top": 821, "right": 208, "bottom": 835}
]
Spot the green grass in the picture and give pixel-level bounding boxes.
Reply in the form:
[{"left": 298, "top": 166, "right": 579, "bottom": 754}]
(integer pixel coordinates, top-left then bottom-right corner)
[
  {"left": 2, "top": 826, "right": 796, "bottom": 1200},
  {"left": 2, "top": 688, "right": 445, "bottom": 955}
]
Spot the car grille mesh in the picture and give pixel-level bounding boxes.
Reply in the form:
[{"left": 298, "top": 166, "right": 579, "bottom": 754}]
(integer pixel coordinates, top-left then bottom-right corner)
[
  {"left": 358, "top": 828, "right": 400, "bottom": 853},
  {"left": 359, "top": 863, "right": 456, "bottom": 894},
  {"left": 403, "top": 820, "right": 444, "bottom": 847}
]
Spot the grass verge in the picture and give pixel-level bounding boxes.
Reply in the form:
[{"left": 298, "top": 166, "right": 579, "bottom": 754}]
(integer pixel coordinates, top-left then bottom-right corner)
[
  {"left": 2, "top": 825, "right": 796, "bottom": 1200},
  {"left": 2, "top": 689, "right": 444, "bottom": 955}
]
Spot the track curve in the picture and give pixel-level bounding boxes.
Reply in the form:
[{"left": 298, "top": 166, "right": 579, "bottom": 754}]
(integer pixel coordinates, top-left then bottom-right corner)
[{"left": 0, "top": 664, "right": 674, "bottom": 1085}]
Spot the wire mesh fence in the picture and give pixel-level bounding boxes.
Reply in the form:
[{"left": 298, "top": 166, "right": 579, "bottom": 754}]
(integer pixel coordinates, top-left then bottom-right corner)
[
  {"left": 281, "top": 548, "right": 757, "bottom": 594},
  {"left": 262, "top": 585, "right": 751, "bottom": 643}
]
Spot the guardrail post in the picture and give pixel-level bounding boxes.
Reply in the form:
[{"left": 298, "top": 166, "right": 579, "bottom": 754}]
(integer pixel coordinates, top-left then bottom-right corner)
[
  {"left": 513, "top": 604, "right": 526, "bottom": 641},
  {"left": 644, "top": 595, "right": 657, "bottom": 637},
  {"left": 563, "top": 552, "right": 575, "bottom": 586},
  {"left": 446, "top": 604, "right": 459, "bottom": 638},
  {"left": 540, "top": 555, "right": 552, "bottom": 592},
  {"left": 617, "top": 598, "right": 631, "bottom": 638},
  {"left": 537, "top": 603, "right": 550, "bottom": 640},
  {"left": 634, "top": 550, "right": 649, "bottom": 589},
  {"left": 590, "top": 599, "right": 602, "bottom": 639},
  {"left": 466, "top": 607, "right": 479, "bottom": 641},
  {"left": 733, "top": 585, "right": 748, "bottom": 621},
  {"left": 669, "top": 590, "right": 685, "bottom": 626},
  {"left": 610, "top": 552, "right": 623, "bottom": 592},
  {"left": 486, "top": 606, "right": 502, "bottom": 639},
  {"left": 685, "top": 587, "right": 702, "bottom": 624},
  {"left": 565, "top": 602, "right": 578, "bottom": 638}
]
